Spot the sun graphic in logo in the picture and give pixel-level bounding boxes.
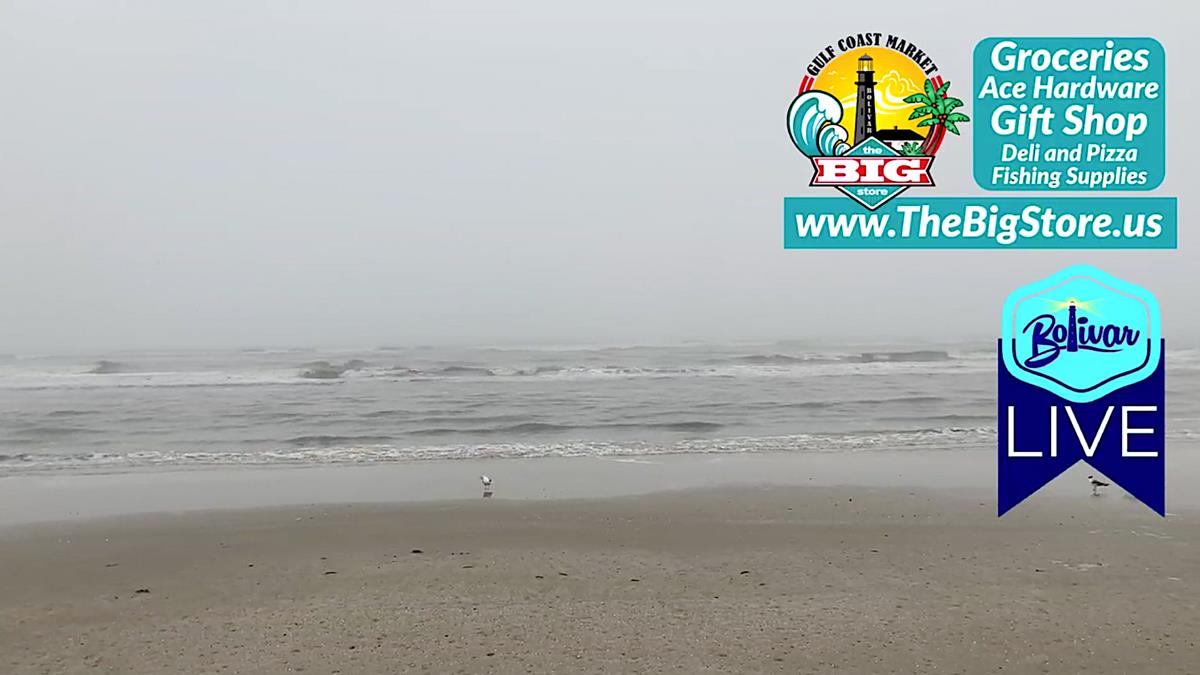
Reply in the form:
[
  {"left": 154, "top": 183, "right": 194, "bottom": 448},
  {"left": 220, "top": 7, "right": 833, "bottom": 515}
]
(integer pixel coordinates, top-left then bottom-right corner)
[
  {"left": 791, "top": 47, "right": 968, "bottom": 159},
  {"left": 812, "top": 48, "right": 929, "bottom": 141}
]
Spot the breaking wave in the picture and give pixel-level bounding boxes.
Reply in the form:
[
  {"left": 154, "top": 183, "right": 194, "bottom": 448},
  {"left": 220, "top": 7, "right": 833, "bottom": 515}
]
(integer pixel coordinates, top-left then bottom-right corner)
[
  {"left": 87, "top": 360, "right": 137, "bottom": 374},
  {"left": 2, "top": 349, "right": 977, "bottom": 392},
  {"left": 787, "top": 90, "right": 850, "bottom": 157},
  {"left": 408, "top": 420, "right": 726, "bottom": 436},
  {"left": 730, "top": 351, "right": 952, "bottom": 365},
  {"left": 0, "top": 427, "right": 999, "bottom": 474}
]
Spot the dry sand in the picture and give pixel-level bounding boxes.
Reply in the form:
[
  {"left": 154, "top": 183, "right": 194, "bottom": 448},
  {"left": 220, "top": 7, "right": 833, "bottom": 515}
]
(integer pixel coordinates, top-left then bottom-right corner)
[{"left": 1, "top": 485, "right": 1197, "bottom": 674}]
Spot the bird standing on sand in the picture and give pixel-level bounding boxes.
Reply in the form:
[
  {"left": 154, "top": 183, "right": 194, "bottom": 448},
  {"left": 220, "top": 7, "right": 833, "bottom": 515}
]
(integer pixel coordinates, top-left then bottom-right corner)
[
  {"left": 1089, "top": 475, "right": 1110, "bottom": 495},
  {"left": 481, "top": 475, "right": 493, "bottom": 498}
]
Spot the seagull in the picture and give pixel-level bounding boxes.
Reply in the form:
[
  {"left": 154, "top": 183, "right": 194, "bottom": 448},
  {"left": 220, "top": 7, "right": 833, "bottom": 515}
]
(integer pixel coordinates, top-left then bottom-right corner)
[
  {"left": 1088, "top": 475, "right": 1110, "bottom": 495},
  {"left": 480, "top": 475, "right": 493, "bottom": 498}
]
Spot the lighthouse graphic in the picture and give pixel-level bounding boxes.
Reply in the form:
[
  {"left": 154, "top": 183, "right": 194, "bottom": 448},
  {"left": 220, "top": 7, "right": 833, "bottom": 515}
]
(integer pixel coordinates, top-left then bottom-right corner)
[
  {"left": 1066, "top": 301, "right": 1080, "bottom": 353},
  {"left": 853, "top": 53, "right": 876, "bottom": 144}
]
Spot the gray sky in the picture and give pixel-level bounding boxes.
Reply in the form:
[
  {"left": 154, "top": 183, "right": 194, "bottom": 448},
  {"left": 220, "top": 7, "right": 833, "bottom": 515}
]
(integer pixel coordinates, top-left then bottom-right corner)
[{"left": 0, "top": 0, "right": 1193, "bottom": 352}]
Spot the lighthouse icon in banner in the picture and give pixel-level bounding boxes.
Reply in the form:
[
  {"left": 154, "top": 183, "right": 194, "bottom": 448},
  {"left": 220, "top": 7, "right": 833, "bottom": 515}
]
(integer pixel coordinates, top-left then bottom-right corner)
[{"left": 998, "top": 266, "right": 1165, "bottom": 515}]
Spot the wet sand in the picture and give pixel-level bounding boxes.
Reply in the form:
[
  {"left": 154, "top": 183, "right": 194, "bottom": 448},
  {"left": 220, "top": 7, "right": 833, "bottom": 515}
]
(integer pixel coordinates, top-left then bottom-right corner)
[
  {"left": 9, "top": 447, "right": 1200, "bottom": 526},
  {"left": 2, "top": 485, "right": 1197, "bottom": 674}
]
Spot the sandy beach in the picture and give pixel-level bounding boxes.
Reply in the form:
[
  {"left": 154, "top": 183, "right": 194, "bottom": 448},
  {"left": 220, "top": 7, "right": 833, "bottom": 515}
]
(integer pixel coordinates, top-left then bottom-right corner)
[{"left": 2, "top": 482, "right": 1197, "bottom": 674}]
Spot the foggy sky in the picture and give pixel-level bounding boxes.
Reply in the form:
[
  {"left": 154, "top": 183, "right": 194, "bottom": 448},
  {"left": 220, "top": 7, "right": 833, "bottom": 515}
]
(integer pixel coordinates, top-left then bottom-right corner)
[{"left": 0, "top": 0, "right": 1193, "bottom": 352}]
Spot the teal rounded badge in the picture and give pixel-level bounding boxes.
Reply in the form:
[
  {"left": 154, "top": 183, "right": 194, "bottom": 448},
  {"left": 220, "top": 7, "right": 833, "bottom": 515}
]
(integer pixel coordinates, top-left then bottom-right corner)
[{"left": 1000, "top": 265, "right": 1161, "bottom": 403}]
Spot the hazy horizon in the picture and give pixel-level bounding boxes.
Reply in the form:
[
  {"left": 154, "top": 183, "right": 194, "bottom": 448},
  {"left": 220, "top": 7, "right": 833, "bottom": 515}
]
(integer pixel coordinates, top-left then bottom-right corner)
[
  {"left": 3, "top": 334, "right": 1007, "bottom": 359},
  {"left": 1, "top": 1, "right": 1193, "bottom": 353}
]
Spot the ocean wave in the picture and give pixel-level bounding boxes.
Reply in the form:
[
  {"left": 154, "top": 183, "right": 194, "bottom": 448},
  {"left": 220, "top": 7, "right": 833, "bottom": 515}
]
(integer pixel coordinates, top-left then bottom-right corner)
[
  {"left": 851, "top": 350, "right": 953, "bottom": 363},
  {"left": 87, "top": 360, "right": 137, "bottom": 374},
  {"left": 286, "top": 434, "right": 395, "bottom": 446},
  {"left": 1, "top": 424, "right": 100, "bottom": 440},
  {"left": 298, "top": 359, "right": 371, "bottom": 379},
  {"left": 732, "top": 353, "right": 841, "bottom": 365},
  {"left": 727, "top": 350, "right": 951, "bottom": 366},
  {"left": 436, "top": 365, "right": 496, "bottom": 376},
  {"left": 364, "top": 354, "right": 968, "bottom": 380},
  {"left": 408, "top": 420, "right": 726, "bottom": 436},
  {"left": 0, "top": 374, "right": 336, "bottom": 391},
  {"left": 876, "top": 414, "right": 996, "bottom": 425},
  {"left": 390, "top": 363, "right": 968, "bottom": 380},
  {"left": 0, "top": 427, "right": 998, "bottom": 474},
  {"left": 790, "top": 395, "right": 952, "bottom": 409},
  {"left": 395, "top": 365, "right": 701, "bottom": 379},
  {"left": 8, "top": 425, "right": 1198, "bottom": 475},
  {"left": 0, "top": 352, "right": 987, "bottom": 391}
]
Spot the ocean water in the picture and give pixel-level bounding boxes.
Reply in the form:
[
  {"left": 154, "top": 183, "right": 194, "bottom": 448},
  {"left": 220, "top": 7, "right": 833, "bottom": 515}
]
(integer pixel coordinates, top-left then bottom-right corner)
[{"left": 1, "top": 342, "right": 1197, "bottom": 475}]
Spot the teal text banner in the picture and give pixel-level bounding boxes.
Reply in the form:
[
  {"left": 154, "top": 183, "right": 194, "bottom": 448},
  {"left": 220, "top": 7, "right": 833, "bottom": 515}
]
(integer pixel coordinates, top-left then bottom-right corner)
[
  {"left": 782, "top": 197, "right": 1177, "bottom": 249},
  {"left": 973, "top": 37, "right": 1165, "bottom": 191}
]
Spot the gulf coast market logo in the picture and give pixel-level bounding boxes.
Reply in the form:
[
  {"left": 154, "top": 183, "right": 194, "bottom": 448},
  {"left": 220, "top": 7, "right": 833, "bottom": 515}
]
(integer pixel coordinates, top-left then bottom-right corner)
[
  {"left": 787, "top": 33, "right": 969, "bottom": 210},
  {"left": 999, "top": 266, "right": 1165, "bottom": 515}
]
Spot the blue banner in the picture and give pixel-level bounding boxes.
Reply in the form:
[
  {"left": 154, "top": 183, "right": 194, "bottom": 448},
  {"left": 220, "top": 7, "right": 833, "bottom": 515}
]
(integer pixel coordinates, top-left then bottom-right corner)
[{"left": 998, "top": 344, "right": 1164, "bottom": 515}]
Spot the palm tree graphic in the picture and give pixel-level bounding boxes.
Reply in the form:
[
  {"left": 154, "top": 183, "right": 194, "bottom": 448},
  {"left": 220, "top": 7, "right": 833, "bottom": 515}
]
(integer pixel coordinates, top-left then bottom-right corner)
[{"left": 904, "top": 79, "right": 970, "bottom": 156}]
